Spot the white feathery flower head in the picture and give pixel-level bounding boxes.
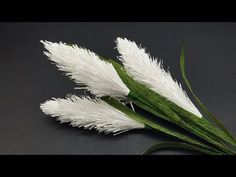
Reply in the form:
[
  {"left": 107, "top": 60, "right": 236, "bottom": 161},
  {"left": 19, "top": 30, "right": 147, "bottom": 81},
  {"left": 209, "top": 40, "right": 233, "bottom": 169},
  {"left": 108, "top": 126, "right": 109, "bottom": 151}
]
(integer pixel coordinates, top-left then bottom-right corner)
[
  {"left": 40, "top": 95, "right": 144, "bottom": 135},
  {"left": 116, "top": 37, "right": 202, "bottom": 118},
  {"left": 40, "top": 41, "right": 130, "bottom": 98}
]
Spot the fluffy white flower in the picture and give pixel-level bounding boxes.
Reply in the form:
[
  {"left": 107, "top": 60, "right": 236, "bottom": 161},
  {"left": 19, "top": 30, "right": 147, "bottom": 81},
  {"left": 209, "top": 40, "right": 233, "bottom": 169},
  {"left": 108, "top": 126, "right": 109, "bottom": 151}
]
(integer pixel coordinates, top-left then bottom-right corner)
[
  {"left": 40, "top": 95, "right": 144, "bottom": 135},
  {"left": 116, "top": 37, "right": 202, "bottom": 118},
  {"left": 41, "top": 41, "right": 129, "bottom": 98}
]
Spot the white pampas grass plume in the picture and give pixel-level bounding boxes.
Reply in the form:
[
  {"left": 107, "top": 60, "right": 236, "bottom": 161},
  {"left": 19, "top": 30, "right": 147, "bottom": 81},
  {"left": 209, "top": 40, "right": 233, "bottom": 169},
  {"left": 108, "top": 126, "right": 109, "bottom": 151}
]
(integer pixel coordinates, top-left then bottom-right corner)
[
  {"left": 40, "top": 41, "right": 129, "bottom": 98},
  {"left": 40, "top": 95, "right": 144, "bottom": 135},
  {"left": 116, "top": 37, "right": 202, "bottom": 118}
]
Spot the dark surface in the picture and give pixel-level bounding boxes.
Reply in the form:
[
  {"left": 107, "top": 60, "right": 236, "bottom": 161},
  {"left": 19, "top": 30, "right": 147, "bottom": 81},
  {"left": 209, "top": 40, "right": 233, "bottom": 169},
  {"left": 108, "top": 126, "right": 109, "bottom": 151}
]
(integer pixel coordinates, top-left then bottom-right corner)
[{"left": 0, "top": 22, "right": 236, "bottom": 155}]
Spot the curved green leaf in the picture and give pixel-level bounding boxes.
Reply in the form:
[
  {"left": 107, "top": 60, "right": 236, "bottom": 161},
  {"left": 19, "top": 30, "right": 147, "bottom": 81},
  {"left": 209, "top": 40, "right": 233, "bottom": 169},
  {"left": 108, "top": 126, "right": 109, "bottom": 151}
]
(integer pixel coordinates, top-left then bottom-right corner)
[
  {"left": 142, "top": 142, "right": 222, "bottom": 155},
  {"left": 180, "top": 46, "right": 236, "bottom": 142}
]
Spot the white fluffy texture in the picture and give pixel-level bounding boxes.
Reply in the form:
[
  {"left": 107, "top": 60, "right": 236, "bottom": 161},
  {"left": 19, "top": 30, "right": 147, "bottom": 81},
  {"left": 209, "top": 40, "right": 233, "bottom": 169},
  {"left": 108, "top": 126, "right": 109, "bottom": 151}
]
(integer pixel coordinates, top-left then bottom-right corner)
[
  {"left": 41, "top": 41, "right": 129, "bottom": 98},
  {"left": 40, "top": 95, "right": 144, "bottom": 135},
  {"left": 116, "top": 38, "right": 202, "bottom": 118}
]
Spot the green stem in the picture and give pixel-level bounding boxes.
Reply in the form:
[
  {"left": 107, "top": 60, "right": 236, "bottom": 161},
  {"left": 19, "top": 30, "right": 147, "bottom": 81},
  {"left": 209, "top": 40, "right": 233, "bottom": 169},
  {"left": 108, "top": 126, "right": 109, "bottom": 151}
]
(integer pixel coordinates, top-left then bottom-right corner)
[
  {"left": 128, "top": 91, "right": 234, "bottom": 154},
  {"left": 102, "top": 97, "right": 222, "bottom": 155},
  {"left": 168, "top": 101, "right": 236, "bottom": 152}
]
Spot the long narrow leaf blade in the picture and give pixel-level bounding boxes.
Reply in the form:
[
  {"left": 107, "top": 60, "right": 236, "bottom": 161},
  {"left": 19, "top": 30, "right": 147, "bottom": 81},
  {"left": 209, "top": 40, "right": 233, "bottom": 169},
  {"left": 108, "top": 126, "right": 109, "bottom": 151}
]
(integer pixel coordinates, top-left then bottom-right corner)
[{"left": 180, "top": 47, "right": 235, "bottom": 141}]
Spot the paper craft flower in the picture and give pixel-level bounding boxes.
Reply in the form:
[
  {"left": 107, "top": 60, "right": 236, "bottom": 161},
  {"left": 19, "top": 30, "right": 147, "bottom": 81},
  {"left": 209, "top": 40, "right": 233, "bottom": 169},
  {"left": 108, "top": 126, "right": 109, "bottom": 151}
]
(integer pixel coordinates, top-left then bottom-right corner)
[{"left": 40, "top": 38, "right": 236, "bottom": 155}]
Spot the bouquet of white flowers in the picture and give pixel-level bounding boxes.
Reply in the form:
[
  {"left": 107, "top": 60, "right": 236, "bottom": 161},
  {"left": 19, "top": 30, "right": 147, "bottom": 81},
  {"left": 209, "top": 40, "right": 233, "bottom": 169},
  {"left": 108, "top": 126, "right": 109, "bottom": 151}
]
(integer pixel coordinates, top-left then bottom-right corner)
[{"left": 40, "top": 38, "right": 236, "bottom": 155}]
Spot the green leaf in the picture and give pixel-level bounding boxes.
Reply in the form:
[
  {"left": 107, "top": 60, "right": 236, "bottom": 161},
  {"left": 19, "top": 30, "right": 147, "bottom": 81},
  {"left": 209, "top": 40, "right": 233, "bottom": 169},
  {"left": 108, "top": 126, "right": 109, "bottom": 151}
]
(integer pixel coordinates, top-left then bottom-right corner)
[
  {"left": 180, "top": 46, "right": 236, "bottom": 142},
  {"left": 142, "top": 142, "right": 222, "bottom": 155}
]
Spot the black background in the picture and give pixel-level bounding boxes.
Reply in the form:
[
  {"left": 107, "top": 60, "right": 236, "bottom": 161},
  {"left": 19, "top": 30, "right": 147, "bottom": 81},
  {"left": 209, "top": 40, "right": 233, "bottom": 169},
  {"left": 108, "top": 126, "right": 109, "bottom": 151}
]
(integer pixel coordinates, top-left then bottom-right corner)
[{"left": 0, "top": 22, "right": 236, "bottom": 155}]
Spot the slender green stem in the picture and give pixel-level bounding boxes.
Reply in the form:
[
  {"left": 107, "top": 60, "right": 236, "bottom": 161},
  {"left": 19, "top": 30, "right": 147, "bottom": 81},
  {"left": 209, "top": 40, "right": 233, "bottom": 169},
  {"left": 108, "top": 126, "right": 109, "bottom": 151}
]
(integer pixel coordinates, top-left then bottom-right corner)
[
  {"left": 168, "top": 100, "right": 236, "bottom": 152},
  {"left": 102, "top": 97, "right": 222, "bottom": 155},
  {"left": 128, "top": 91, "right": 234, "bottom": 154}
]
